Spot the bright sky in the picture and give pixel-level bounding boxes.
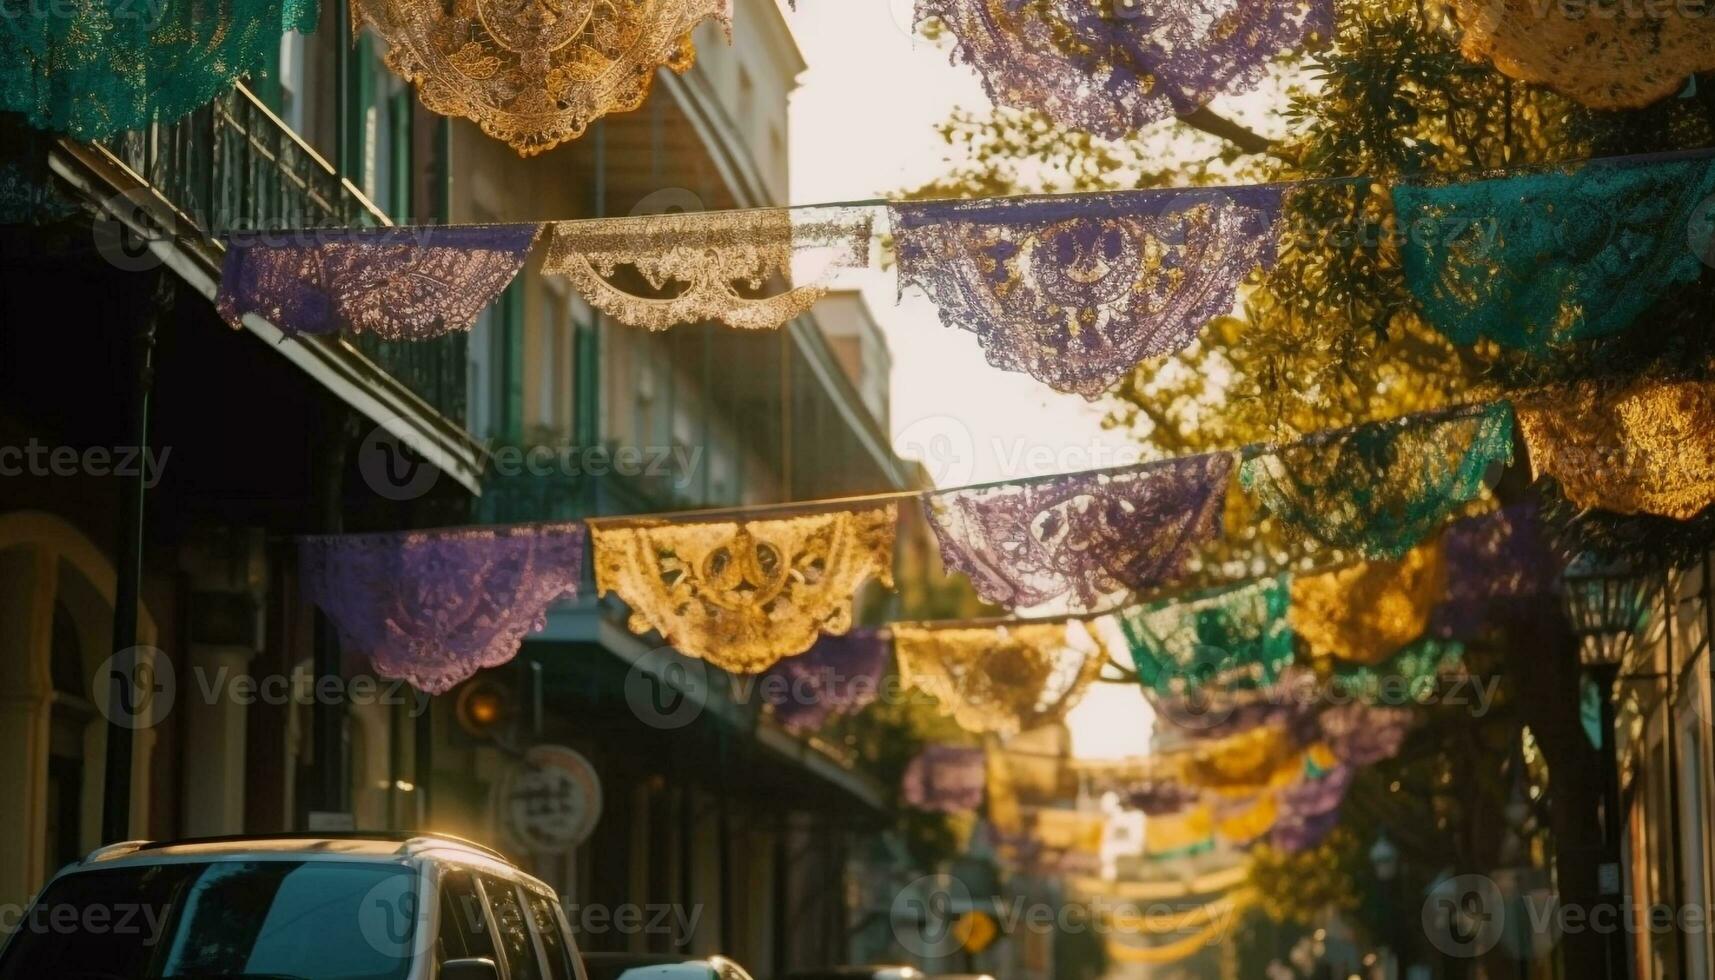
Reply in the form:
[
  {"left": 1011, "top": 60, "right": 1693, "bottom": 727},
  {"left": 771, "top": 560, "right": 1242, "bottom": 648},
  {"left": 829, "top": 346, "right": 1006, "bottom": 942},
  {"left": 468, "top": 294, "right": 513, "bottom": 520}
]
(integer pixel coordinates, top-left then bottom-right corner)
[{"left": 781, "top": 1, "right": 1156, "bottom": 760}]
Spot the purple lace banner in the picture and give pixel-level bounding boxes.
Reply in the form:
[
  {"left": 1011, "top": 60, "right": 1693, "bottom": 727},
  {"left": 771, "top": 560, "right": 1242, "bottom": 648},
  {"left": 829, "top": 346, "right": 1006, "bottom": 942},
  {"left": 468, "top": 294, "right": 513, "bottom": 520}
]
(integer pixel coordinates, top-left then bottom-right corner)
[
  {"left": 1434, "top": 505, "right": 1560, "bottom": 640},
  {"left": 218, "top": 225, "right": 540, "bottom": 338},
  {"left": 298, "top": 522, "right": 585, "bottom": 694},
  {"left": 902, "top": 744, "right": 987, "bottom": 813},
  {"left": 925, "top": 453, "right": 1234, "bottom": 613},
  {"left": 1271, "top": 805, "right": 1341, "bottom": 854},
  {"left": 760, "top": 630, "right": 891, "bottom": 733},
  {"left": 919, "top": 0, "right": 1332, "bottom": 139},
  {"left": 894, "top": 186, "right": 1283, "bottom": 398},
  {"left": 1317, "top": 703, "right": 1414, "bottom": 767}
]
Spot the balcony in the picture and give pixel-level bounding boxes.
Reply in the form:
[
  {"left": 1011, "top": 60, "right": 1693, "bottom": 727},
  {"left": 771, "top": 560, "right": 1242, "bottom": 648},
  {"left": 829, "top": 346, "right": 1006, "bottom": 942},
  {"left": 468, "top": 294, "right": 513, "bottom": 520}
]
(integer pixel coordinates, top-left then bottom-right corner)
[{"left": 95, "top": 84, "right": 466, "bottom": 424}]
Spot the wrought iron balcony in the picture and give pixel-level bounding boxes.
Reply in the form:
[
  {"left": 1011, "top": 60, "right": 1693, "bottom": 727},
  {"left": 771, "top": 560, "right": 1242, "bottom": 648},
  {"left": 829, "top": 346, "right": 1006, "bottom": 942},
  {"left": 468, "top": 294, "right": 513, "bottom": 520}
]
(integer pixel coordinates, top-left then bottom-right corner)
[{"left": 99, "top": 84, "right": 465, "bottom": 422}]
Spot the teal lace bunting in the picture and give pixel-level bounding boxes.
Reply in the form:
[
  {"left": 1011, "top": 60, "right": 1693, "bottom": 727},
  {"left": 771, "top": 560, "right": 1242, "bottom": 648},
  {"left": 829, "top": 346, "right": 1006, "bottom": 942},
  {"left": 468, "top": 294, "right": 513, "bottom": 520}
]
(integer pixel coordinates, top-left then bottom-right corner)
[
  {"left": 0, "top": 0, "right": 318, "bottom": 139},
  {"left": 1394, "top": 155, "right": 1715, "bottom": 353},
  {"left": 1240, "top": 403, "right": 1516, "bottom": 561},
  {"left": 1117, "top": 576, "right": 1295, "bottom": 696}
]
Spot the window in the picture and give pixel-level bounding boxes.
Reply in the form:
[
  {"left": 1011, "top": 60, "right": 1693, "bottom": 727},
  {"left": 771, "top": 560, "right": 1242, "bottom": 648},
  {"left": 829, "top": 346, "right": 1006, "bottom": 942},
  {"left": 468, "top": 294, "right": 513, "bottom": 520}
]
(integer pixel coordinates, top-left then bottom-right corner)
[
  {"left": 437, "top": 869, "right": 496, "bottom": 965},
  {"left": 480, "top": 875, "right": 544, "bottom": 980},
  {"left": 0, "top": 861, "right": 418, "bottom": 980},
  {"left": 527, "top": 891, "right": 578, "bottom": 979}
]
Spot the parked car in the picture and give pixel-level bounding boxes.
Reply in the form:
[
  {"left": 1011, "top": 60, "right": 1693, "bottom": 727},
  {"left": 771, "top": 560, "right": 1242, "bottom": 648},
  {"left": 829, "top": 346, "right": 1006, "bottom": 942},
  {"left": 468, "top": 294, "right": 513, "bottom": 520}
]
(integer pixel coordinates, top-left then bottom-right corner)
[
  {"left": 582, "top": 953, "right": 757, "bottom": 980},
  {"left": 0, "top": 832, "right": 584, "bottom": 980}
]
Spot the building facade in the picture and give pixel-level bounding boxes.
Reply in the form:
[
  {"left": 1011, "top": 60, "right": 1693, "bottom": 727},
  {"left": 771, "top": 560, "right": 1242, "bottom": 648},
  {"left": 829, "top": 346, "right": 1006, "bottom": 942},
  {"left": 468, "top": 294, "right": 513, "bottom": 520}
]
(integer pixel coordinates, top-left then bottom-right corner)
[{"left": 0, "top": 4, "right": 913, "bottom": 973}]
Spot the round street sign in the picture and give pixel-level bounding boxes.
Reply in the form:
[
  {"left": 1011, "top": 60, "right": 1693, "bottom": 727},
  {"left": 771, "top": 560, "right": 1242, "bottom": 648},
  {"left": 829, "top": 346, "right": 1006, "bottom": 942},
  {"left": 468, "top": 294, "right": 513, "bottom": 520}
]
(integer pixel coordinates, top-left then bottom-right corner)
[{"left": 497, "top": 745, "right": 603, "bottom": 855}]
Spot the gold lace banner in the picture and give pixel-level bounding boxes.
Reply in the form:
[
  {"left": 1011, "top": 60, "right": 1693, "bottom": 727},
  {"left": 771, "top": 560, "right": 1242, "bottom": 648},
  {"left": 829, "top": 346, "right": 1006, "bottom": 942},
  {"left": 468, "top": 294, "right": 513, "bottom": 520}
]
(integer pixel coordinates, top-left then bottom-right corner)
[
  {"left": 353, "top": 0, "right": 730, "bottom": 155},
  {"left": 1518, "top": 379, "right": 1715, "bottom": 520},
  {"left": 543, "top": 207, "right": 875, "bottom": 331},
  {"left": 1171, "top": 726, "right": 1301, "bottom": 795},
  {"left": 1145, "top": 806, "right": 1214, "bottom": 855},
  {"left": 590, "top": 502, "right": 897, "bottom": 673},
  {"left": 893, "top": 621, "right": 1105, "bottom": 735},
  {"left": 1452, "top": 0, "right": 1715, "bottom": 109},
  {"left": 1289, "top": 538, "right": 1448, "bottom": 666},
  {"left": 1033, "top": 809, "right": 1107, "bottom": 853}
]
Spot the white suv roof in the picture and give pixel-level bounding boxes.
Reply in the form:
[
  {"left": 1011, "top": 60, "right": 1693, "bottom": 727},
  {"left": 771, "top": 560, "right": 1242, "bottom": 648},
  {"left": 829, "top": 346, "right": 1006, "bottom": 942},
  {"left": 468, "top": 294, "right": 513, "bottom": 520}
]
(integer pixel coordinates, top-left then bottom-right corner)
[{"left": 77, "top": 833, "right": 548, "bottom": 889}]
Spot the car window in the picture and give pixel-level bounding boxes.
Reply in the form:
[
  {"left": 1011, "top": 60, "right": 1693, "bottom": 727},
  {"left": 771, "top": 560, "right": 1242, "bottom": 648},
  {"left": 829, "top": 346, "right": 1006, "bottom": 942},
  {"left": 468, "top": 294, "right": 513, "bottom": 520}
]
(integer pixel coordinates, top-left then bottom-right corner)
[
  {"left": 0, "top": 860, "right": 416, "bottom": 980},
  {"left": 481, "top": 874, "right": 544, "bottom": 980},
  {"left": 526, "top": 891, "right": 577, "bottom": 979},
  {"left": 438, "top": 869, "right": 496, "bottom": 965}
]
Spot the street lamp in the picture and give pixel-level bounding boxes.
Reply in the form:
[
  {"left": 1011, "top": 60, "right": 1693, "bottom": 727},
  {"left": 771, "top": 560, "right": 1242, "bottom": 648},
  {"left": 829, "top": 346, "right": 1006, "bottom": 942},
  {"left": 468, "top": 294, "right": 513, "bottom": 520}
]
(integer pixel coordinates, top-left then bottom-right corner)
[
  {"left": 1560, "top": 557, "right": 1666, "bottom": 980},
  {"left": 1369, "top": 833, "right": 1402, "bottom": 980},
  {"left": 1369, "top": 833, "right": 1400, "bottom": 882}
]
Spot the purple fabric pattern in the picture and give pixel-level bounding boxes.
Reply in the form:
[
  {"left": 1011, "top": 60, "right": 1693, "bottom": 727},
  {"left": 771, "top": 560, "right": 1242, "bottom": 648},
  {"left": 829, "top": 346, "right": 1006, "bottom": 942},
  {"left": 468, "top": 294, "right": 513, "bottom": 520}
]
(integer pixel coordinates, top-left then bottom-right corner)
[
  {"left": 1277, "top": 764, "right": 1353, "bottom": 821},
  {"left": 1151, "top": 667, "right": 1323, "bottom": 740},
  {"left": 298, "top": 522, "right": 585, "bottom": 694},
  {"left": 761, "top": 630, "right": 891, "bottom": 733},
  {"left": 217, "top": 225, "right": 540, "bottom": 338},
  {"left": 893, "top": 187, "right": 1283, "bottom": 399},
  {"left": 920, "top": 0, "right": 1332, "bottom": 139},
  {"left": 902, "top": 744, "right": 987, "bottom": 812},
  {"left": 925, "top": 454, "right": 1234, "bottom": 613},
  {"left": 1434, "top": 505, "right": 1560, "bottom": 640},
  {"left": 1318, "top": 704, "right": 1415, "bottom": 767}
]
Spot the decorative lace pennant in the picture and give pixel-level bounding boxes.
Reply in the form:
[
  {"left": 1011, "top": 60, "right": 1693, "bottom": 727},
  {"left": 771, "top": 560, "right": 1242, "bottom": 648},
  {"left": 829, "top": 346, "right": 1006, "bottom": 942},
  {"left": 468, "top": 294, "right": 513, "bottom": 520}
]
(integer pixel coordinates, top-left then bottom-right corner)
[
  {"left": 1115, "top": 576, "right": 1294, "bottom": 696},
  {"left": 0, "top": 0, "right": 317, "bottom": 139},
  {"left": 1144, "top": 806, "right": 1215, "bottom": 858},
  {"left": 1148, "top": 666, "right": 1321, "bottom": 740},
  {"left": 918, "top": 0, "right": 1331, "bottom": 139},
  {"left": 1317, "top": 703, "right": 1413, "bottom": 767},
  {"left": 1171, "top": 725, "right": 1301, "bottom": 794},
  {"left": 1450, "top": 0, "right": 1715, "bottom": 109},
  {"left": 1213, "top": 792, "right": 1277, "bottom": 847},
  {"left": 543, "top": 207, "right": 874, "bottom": 331},
  {"left": 902, "top": 744, "right": 987, "bottom": 812},
  {"left": 1434, "top": 506, "right": 1559, "bottom": 639},
  {"left": 298, "top": 522, "right": 586, "bottom": 694},
  {"left": 1394, "top": 156, "right": 1715, "bottom": 352},
  {"left": 352, "top": 0, "right": 729, "bottom": 155},
  {"left": 1518, "top": 378, "right": 1715, "bottom": 521},
  {"left": 924, "top": 453, "right": 1234, "bottom": 614},
  {"left": 217, "top": 226, "right": 540, "bottom": 338},
  {"left": 759, "top": 630, "right": 890, "bottom": 733},
  {"left": 1289, "top": 540, "right": 1447, "bottom": 666},
  {"left": 1270, "top": 765, "right": 1351, "bottom": 853},
  {"left": 1330, "top": 637, "right": 1465, "bottom": 706},
  {"left": 590, "top": 503, "right": 897, "bottom": 674},
  {"left": 1240, "top": 403, "right": 1515, "bottom": 560},
  {"left": 893, "top": 187, "right": 1282, "bottom": 398},
  {"left": 893, "top": 621, "right": 1104, "bottom": 735}
]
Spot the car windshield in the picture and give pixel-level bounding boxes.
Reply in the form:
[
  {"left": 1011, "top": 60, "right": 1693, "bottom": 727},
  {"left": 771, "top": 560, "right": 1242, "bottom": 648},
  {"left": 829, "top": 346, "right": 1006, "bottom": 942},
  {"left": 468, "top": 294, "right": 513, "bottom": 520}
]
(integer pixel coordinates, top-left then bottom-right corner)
[{"left": 0, "top": 860, "right": 419, "bottom": 980}]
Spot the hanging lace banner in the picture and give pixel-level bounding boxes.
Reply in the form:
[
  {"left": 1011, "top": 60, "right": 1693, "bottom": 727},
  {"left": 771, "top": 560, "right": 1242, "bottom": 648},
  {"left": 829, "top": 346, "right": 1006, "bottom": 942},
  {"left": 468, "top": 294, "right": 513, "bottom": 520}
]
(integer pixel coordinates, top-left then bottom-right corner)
[
  {"left": 1115, "top": 576, "right": 1294, "bottom": 697},
  {"left": 1240, "top": 403, "right": 1515, "bottom": 560},
  {"left": 352, "top": 0, "right": 729, "bottom": 155},
  {"left": 893, "top": 187, "right": 1282, "bottom": 399},
  {"left": 1517, "top": 378, "right": 1715, "bottom": 521},
  {"left": 1317, "top": 703, "right": 1413, "bottom": 768},
  {"left": 1394, "top": 156, "right": 1715, "bottom": 352},
  {"left": 1149, "top": 666, "right": 1321, "bottom": 740},
  {"left": 1270, "top": 765, "right": 1351, "bottom": 853},
  {"left": 902, "top": 744, "right": 987, "bottom": 812},
  {"left": 759, "top": 629, "right": 890, "bottom": 733},
  {"left": 216, "top": 226, "right": 540, "bottom": 339},
  {"left": 1212, "top": 793, "right": 1277, "bottom": 848},
  {"left": 1449, "top": 0, "right": 1715, "bottom": 110},
  {"left": 298, "top": 522, "right": 586, "bottom": 694},
  {"left": 1289, "top": 540, "right": 1447, "bottom": 666},
  {"left": 543, "top": 207, "right": 874, "bottom": 331},
  {"left": 918, "top": 0, "right": 1331, "bottom": 139},
  {"left": 1144, "top": 806, "right": 1215, "bottom": 858},
  {"left": 1171, "top": 725, "right": 1301, "bottom": 795},
  {"left": 1434, "top": 506, "right": 1559, "bottom": 640},
  {"left": 590, "top": 502, "right": 897, "bottom": 674},
  {"left": 0, "top": 0, "right": 317, "bottom": 139},
  {"left": 924, "top": 453, "right": 1234, "bottom": 613},
  {"left": 893, "top": 621, "right": 1105, "bottom": 735}
]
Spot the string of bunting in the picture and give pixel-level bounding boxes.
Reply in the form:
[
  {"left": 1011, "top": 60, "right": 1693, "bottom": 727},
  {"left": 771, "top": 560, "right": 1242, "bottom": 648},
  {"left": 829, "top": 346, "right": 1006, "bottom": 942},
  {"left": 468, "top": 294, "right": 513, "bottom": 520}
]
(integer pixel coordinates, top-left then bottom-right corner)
[
  {"left": 217, "top": 151, "right": 1715, "bottom": 403},
  {"left": 296, "top": 381, "right": 1711, "bottom": 698}
]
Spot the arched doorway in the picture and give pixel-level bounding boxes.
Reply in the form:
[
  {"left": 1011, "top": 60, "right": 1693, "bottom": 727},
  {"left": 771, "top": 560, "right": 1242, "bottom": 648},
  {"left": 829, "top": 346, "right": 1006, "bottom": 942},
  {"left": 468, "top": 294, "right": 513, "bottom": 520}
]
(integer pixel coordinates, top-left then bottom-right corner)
[{"left": 0, "top": 511, "right": 158, "bottom": 909}]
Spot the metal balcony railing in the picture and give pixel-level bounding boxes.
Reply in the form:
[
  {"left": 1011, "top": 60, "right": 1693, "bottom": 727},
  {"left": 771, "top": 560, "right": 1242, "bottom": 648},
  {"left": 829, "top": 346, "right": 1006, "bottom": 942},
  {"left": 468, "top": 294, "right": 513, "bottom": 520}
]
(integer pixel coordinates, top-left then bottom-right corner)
[{"left": 100, "top": 84, "right": 466, "bottom": 422}]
